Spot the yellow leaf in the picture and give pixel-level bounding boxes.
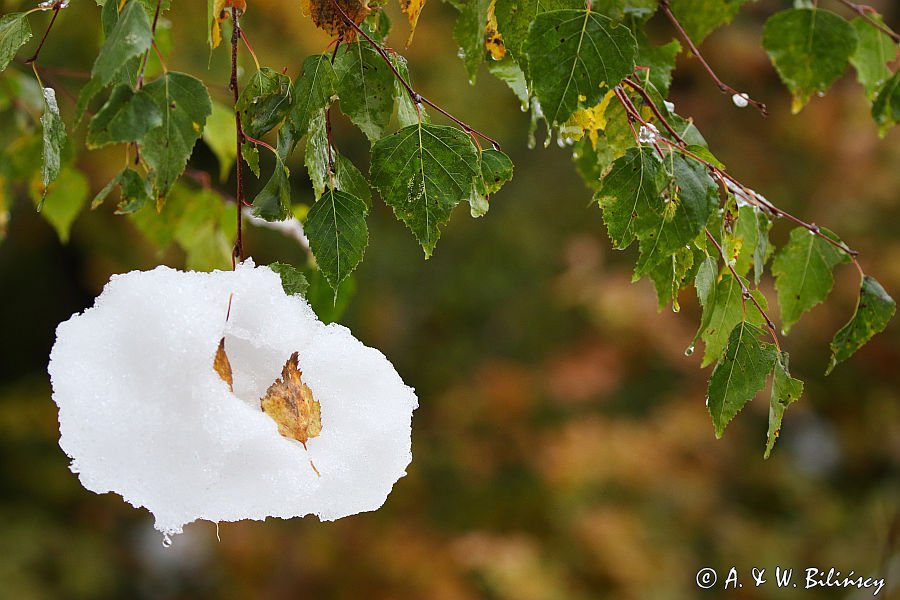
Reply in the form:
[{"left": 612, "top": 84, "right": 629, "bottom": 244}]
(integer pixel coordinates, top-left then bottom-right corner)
[
  {"left": 260, "top": 352, "right": 323, "bottom": 448},
  {"left": 210, "top": 0, "right": 247, "bottom": 49},
  {"left": 399, "top": 0, "right": 426, "bottom": 47},
  {"left": 484, "top": 1, "right": 505, "bottom": 61},
  {"left": 301, "top": 0, "right": 371, "bottom": 42},
  {"left": 213, "top": 337, "right": 234, "bottom": 391},
  {"left": 563, "top": 90, "right": 615, "bottom": 148}
]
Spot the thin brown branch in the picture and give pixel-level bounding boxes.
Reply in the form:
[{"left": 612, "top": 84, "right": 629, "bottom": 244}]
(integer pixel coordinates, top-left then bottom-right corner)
[
  {"left": 231, "top": 7, "right": 246, "bottom": 266},
  {"left": 658, "top": 0, "right": 768, "bottom": 116},
  {"left": 25, "top": 2, "right": 62, "bottom": 64},
  {"left": 327, "top": 0, "right": 502, "bottom": 150},
  {"left": 835, "top": 0, "right": 900, "bottom": 43},
  {"left": 136, "top": 0, "right": 162, "bottom": 89},
  {"left": 705, "top": 229, "right": 781, "bottom": 350}
]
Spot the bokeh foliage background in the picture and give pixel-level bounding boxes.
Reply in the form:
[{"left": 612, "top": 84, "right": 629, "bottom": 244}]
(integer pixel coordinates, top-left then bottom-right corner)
[{"left": 0, "top": 0, "right": 899, "bottom": 598}]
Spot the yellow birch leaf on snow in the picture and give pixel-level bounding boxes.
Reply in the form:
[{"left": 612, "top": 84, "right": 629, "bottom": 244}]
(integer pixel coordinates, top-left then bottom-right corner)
[
  {"left": 213, "top": 337, "right": 234, "bottom": 391},
  {"left": 399, "top": 0, "right": 426, "bottom": 47},
  {"left": 301, "top": 0, "right": 370, "bottom": 42},
  {"left": 259, "top": 352, "right": 323, "bottom": 448},
  {"left": 484, "top": 1, "right": 505, "bottom": 61}
]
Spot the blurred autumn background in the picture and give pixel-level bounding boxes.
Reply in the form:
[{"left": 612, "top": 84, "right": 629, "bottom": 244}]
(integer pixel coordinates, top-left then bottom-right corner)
[{"left": 1, "top": 0, "right": 899, "bottom": 597}]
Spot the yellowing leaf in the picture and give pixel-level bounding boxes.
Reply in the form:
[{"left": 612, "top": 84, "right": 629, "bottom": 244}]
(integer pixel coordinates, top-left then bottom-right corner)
[
  {"left": 399, "top": 0, "right": 425, "bottom": 47},
  {"left": 562, "top": 90, "right": 614, "bottom": 148},
  {"left": 210, "top": 0, "right": 247, "bottom": 49},
  {"left": 484, "top": 1, "right": 505, "bottom": 61},
  {"left": 301, "top": 0, "right": 370, "bottom": 42},
  {"left": 260, "top": 352, "right": 323, "bottom": 448},
  {"left": 213, "top": 337, "right": 234, "bottom": 391}
]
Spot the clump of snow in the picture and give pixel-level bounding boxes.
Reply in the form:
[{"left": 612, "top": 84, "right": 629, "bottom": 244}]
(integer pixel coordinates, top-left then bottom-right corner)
[
  {"left": 731, "top": 92, "right": 749, "bottom": 108},
  {"left": 48, "top": 262, "right": 418, "bottom": 537}
]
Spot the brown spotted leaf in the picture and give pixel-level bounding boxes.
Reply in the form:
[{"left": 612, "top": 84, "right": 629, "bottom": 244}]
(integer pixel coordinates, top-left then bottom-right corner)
[
  {"left": 301, "top": 0, "right": 370, "bottom": 42},
  {"left": 399, "top": 0, "right": 425, "bottom": 47},
  {"left": 213, "top": 337, "right": 234, "bottom": 391},
  {"left": 260, "top": 352, "right": 323, "bottom": 448},
  {"left": 484, "top": 1, "right": 505, "bottom": 61}
]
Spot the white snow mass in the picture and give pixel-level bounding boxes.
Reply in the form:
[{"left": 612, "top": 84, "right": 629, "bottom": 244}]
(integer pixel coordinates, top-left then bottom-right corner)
[{"left": 48, "top": 262, "right": 418, "bottom": 537}]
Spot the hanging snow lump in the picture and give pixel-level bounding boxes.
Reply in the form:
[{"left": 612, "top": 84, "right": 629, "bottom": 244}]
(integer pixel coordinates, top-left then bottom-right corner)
[{"left": 48, "top": 262, "right": 418, "bottom": 537}]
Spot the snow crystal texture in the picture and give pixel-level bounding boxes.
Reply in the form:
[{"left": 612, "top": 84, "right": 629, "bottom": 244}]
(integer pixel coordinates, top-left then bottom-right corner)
[{"left": 49, "top": 262, "right": 418, "bottom": 535}]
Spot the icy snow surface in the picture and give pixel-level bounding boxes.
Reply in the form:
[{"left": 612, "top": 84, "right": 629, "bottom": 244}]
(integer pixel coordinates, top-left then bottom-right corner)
[{"left": 48, "top": 262, "right": 418, "bottom": 536}]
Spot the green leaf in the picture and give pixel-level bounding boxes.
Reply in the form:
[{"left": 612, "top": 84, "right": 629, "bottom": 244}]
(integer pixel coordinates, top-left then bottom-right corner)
[
  {"left": 333, "top": 42, "right": 395, "bottom": 141},
  {"left": 706, "top": 321, "right": 777, "bottom": 439},
  {"left": 304, "top": 109, "right": 330, "bottom": 199},
  {"left": 0, "top": 12, "right": 32, "bottom": 73},
  {"left": 40, "top": 87, "right": 66, "bottom": 202},
  {"left": 692, "top": 254, "right": 718, "bottom": 342},
  {"left": 242, "top": 142, "right": 260, "bottom": 178},
  {"left": 849, "top": 16, "right": 897, "bottom": 100},
  {"left": 827, "top": 275, "right": 896, "bottom": 374},
  {"left": 454, "top": 0, "right": 491, "bottom": 83},
  {"left": 76, "top": 0, "right": 153, "bottom": 121},
  {"left": 699, "top": 272, "right": 768, "bottom": 367},
  {"left": 92, "top": 168, "right": 152, "bottom": 214},
  {"left": 635, "top": 154, "right": 717, "bottom": 276},
  {"left": 494, "top": 0, "right": 571, "bottom": 77},
  {"left": 667, "top": 0, "right": 749, "bottom": 44},
  {"left": 252, "top": 155, "right": 292, "bottom": 221},
  {"left": 470, "top": 148, "right": 514, "bottom": 217},
  {"left": 765, "top": 352, "right": 803, "bottom": 459},
  {"left": 139, "top": 72, "right": 213, "bottom": 202},
  {"left": 594, "top": 147, "right": 667, "bottom": 250},
  {"left": 87, "top": 85, "right": 162, "bottom": 148},
  {"left": 487, "top": 56, "right": 530, "bottom": 110},
  {"left": 370, "top": 123, "right": 480, "bottom": 257},
  {"left": 306, "top": 189, "right": 369, "bottom": 294},
  {"left": 525, "top": 9, "right": 636, "bottom": 125},
  {"left": 647, "top": 243, "right": 700, "bottom": 312},
  {"left": 269, "top": 262, "right": 310, "bottom": 296},
  {"left": 333, "top": 153, "right": 372, "bottom": 207},
  {"left": 633, "top": 35, "right": 681, "bottom": 96},
  {"left": 236, "top": 67, "right": 292, "bottom": 139},
  {"left": 762, "top": 8, "right": 858, "bottom": 113},
  {"left": 280, "top": 54, "right": 336, "bottom": 157},
  {"left": 202, "top": 100, "right": 237, "bottom": 182},
  {"left": 871, "top": 71, "right": 900, "bottom": 136},
  {"left": 724, "top": 205, "right": 771, "bottom": 282},
  {"left": 772, "top": 226, "right": 849, "bottom": 334},
  {"left": 389, "top": 52, "right": 427, "bottom": 128},
  {"left": 33, "top": 167, "right": 88, "bottom": 243}
]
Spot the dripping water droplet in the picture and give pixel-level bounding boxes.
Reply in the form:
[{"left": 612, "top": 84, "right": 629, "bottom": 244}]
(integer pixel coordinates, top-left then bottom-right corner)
[
  {"left": 162, "top": 534, "right": 172, "bottom": 548},
  {"left": 684, "top": 344, "right": 695, "bottom": 357}
]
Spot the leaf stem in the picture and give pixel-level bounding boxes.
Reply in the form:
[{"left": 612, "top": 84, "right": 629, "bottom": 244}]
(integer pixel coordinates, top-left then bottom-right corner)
[
  {"left": 239, "top": 29, "right": 262, "bottom": 71},
  {"left": 834, "top": 0, "right": 900, "bottom": 43},
  {"left": 327, "top": 0, "right": 502, "bottom": 150},
  {"left": 658, "top": 0, "right": 768, "bottom": 116},
  {"left": 243, "top": 132, "right": 277, "bottom": 155},
  {"left": 705, "top": 229, "right": 782, "bottom": 351},
  {"left": 231, "top": 6, "right": 246, "bottom": 266},
  {"left": 136, "top": 0, "right": 162, "bottom": 90},
  {"left": 24, "top": 2, "right": 62, "bottom": 65}
]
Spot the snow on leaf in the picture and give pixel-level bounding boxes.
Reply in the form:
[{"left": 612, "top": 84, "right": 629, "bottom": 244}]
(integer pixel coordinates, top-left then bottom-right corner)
[
  {"left": 301, "top": 0, "right": 370, "bottom": 42},
  {"left": 48, "top": 262, "right": 418, "bottom": 535},
  {"left": 260, "top": 352, "right": 323, "bottom": 449}
]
